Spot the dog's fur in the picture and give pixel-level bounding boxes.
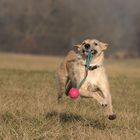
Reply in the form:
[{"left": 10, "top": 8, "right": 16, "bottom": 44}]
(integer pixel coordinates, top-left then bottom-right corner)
[{"left": 56, "top": 39, "right": 116, "bottom": 120}]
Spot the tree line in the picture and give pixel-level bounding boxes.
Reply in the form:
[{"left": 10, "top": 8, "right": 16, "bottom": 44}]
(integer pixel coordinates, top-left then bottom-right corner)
[{"left": 0, "top": 0, "right": 139, "bottom": 56}]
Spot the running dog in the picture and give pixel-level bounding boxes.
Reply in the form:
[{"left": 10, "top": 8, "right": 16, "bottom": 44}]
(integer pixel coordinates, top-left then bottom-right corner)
[{"left": 56, "top": 39, "right": 116, "bottom": 120}]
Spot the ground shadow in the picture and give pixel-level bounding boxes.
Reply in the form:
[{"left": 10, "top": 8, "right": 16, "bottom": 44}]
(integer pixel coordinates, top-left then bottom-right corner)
[{"left": 46, "top": 111, "right": 106, "bottom": 130}]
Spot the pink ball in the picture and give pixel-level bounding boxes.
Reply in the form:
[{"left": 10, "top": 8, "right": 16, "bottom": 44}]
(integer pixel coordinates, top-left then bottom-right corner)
[{"left": 69, "top": 88, "right": 80, "bottom": 99}]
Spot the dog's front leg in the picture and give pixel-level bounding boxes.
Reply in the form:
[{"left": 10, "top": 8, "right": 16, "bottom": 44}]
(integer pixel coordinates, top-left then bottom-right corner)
[
  {"left": 79, "top": 88, "right": 106, "bottom": 106},
  {"left": 99, "top": 81, "right": 116, "bottom": 120}
]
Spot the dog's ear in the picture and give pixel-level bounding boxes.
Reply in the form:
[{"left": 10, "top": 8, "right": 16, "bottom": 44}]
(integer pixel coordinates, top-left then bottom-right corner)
[
  {"left": 73, "top": 44, "right": 81, "bottom": 52},
  {"left": 100, "top": 42, "right": 109, "bottom": 51}
]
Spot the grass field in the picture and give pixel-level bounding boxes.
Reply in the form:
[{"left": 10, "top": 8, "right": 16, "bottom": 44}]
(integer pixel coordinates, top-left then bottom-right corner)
[{"left": 0, "top": 53, "right": 139, "bottom": 140}]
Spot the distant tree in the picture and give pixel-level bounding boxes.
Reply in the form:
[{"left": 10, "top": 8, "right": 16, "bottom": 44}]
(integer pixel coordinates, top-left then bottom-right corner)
[{"left": 45, "top": 0, "right": 73, "bottom": 54}]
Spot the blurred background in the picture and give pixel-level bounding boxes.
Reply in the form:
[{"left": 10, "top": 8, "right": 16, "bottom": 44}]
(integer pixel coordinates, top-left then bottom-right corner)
[{"left": 0, "top": 0, "right": 140, "bottom": 58}]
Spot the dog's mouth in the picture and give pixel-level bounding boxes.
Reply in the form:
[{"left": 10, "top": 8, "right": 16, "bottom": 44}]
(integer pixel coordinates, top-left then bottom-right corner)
[{"left": 82, "top": 49, "right": 98, "bottom": 56}]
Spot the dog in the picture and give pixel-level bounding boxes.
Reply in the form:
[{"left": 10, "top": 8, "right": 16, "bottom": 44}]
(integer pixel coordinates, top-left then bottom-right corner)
[{"left": 56, "top": 39, "right": 116, "bottom": 120}]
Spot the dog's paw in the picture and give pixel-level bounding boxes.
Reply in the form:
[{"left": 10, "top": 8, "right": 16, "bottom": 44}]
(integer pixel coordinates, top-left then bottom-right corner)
[
  {"left": 108, "top": 114, "right": 116, "bottom": 120},
  {"left": 101, "top": 100, "right": 107, "bottom": 107}
]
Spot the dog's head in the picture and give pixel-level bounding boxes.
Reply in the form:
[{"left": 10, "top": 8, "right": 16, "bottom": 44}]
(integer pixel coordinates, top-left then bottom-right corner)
[{"left": 74, "top": 39, "right": 109, "bottom": 58}]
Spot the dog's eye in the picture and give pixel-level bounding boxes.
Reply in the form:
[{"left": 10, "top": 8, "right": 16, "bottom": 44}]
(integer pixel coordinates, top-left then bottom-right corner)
[{"left": 94, "top": 42, "right": 98, "bottom": 46}]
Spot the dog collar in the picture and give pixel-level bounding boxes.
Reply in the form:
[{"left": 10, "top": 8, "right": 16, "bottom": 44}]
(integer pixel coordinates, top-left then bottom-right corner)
[{"left": 84, "top": 64, "right": 100, "bottom": 70}]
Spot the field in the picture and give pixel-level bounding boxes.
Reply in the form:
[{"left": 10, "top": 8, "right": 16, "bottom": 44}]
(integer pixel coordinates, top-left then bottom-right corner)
[{"left": 0, "top": 53, "right": 139, "bottom": 140}]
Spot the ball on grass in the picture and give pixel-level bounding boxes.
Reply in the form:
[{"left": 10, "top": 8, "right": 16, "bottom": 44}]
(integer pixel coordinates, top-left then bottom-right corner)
[{"left": 69, "top": 88, "right": 80, "bottom": 99}]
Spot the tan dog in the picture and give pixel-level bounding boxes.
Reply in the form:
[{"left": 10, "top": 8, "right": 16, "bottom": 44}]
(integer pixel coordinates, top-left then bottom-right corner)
[{"left": 56, "top": 39, "right": 116, "bottom": 120}]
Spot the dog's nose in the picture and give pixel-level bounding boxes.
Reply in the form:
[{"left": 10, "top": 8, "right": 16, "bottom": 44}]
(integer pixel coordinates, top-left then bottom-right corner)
[{"left": 84, "top": 44, "right": 90, "bottom": 49}]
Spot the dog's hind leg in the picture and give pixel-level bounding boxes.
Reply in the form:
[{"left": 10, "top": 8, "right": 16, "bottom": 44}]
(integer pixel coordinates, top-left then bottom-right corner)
[{"left": 56, "top": 73, "right": 68, "bottom": 103}]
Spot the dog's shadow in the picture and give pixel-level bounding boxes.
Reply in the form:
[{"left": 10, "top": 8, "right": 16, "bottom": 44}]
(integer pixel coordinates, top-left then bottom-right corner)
[{"left": 46, "top": 111, "right": 106, "bottom": 130}]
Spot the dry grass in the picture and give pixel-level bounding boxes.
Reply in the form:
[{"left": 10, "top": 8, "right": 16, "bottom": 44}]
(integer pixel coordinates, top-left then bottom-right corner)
[{"left": 0, "top": 53, "right": 139, "bottom": 140}]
